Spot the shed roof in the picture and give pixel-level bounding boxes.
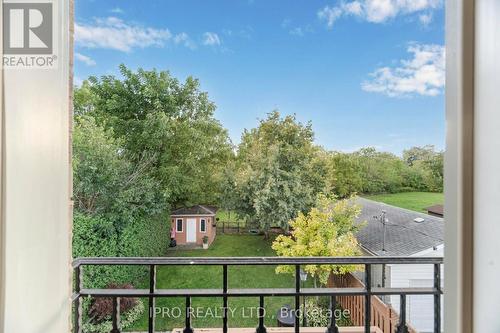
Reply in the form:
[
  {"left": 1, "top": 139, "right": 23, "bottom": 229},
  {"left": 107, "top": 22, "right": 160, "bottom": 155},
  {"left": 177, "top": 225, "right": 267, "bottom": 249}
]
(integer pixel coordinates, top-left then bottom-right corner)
[
  {"left": 354, "top": 197, "right": 444, "bottom": 257},
  {"left": 171, "top": 205, "right": 218, "bottom": 216}
]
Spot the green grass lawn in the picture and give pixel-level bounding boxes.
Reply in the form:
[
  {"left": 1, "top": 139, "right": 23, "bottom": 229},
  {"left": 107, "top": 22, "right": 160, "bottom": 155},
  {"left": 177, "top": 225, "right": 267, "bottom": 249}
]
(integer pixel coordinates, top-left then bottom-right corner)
[
  {"left": 364, "top": 192, "right": 444, "bottom": 213},
  {"left": 129, "top": 235, "right": 306, "bottom": 331}
]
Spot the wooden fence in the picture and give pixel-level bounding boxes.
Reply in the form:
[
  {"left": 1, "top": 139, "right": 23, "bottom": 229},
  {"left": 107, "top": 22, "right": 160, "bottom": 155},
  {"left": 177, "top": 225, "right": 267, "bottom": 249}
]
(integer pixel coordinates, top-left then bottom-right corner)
[{"left": 329, "top": 273, "right": 418, "bottom": 333}]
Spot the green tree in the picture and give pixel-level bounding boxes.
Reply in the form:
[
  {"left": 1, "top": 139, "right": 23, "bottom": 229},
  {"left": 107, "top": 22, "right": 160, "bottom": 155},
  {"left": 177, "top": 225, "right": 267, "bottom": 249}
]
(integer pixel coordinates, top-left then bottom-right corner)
[
  {"left": 73, "top": 115, "right": 164, "bottom": 223},
  {"left": 272, "top": 194, "right": 363, "bottom": 285},
  {"left": 327, "top": 152, "right": 364, "bottom": 197},
  {"left": 233, "top": 111, "right": 326, "bottom": 236},
  {"left": 403, "top": 145, "right": 444, "bottom": 192},
  {"left": 354, "top": 148, "right": 407, "bottom": 193},
  {"left": 72, "top": 115, "right": 168, "bottom": 287},
  {"left": 76, "top": 65, "right": 233, "bottom": 206},
  {"left": 218, "top": 161, "right": 239, "bottom": 219},
  {"left": 403, "top": 145, "right": 437, "bottom": 166}
]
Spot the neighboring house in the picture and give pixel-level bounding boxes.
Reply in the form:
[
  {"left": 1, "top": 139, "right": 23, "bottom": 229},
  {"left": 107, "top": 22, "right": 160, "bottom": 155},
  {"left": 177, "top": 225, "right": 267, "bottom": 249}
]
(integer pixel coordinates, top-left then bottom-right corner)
[
  {"left": 171, "top": 205, "right": 217, "bottom": 247},
  {"left": 355, "top": 197, "right": 444, "bottom": 333}
]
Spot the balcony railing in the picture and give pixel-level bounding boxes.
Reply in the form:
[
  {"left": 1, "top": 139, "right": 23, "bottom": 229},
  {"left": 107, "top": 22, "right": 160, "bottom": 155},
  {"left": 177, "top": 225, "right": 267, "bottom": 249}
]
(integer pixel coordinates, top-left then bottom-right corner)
[{"left": 72, "top": 256, "right": 443, "bottom": 333}]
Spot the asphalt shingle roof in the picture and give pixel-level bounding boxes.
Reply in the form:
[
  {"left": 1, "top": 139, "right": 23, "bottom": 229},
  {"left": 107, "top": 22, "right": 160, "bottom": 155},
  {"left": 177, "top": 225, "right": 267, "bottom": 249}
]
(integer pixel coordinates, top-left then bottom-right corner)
[
  {"left": 354, "top": 197, "right": 444, "bottom": 256},
  {"left": 171, "top": 205, "right": 217, "bottom": 216}
]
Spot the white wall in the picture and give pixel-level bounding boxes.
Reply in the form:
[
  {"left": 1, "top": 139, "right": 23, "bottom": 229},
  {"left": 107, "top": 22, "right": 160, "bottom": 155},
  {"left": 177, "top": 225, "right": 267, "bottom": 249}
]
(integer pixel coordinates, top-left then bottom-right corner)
[
  {"left": 388, "top": 247, "right": 444, "bottom": 333},
  {"left": 0, "top": 1, "right": 72, "bottom": 332},
  {"left": 474, "top": 0, "right": 500, "bottom": 331}
]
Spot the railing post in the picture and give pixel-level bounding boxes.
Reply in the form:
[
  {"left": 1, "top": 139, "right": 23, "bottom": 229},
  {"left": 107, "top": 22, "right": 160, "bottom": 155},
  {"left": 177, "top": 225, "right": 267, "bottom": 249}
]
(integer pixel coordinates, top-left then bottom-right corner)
[
  {"left": 110, "top": 297, "right": 121, "bottom": 333},
  {"left": 184, "top": 296, "right": 193, "bottom": 333},
  {"left": 396, "top": 295, "right": 409, "bottom": 333},
  {"left": 434, "top": 263, "right": 441, "bottom": 333},
  {"left": 256, "top": 296, "right": 267, "bottom": 333},
  {"left": 325, "top": 295, "right": 339, "bottom": 333},
  {"left": 74, "top": 265, "right": 83, "bottom": 333},
  {"left": 364, "top": 264, "right": 371, "bottom": 333},
  {"left": 295, "top": 265, "right": 300, "bottom": 333},
  {"left": 223, "top": 265, "right": 228, "bottom": 333},
  {"left": 149, "top": 264, "right": 156, "bottom": 333}
]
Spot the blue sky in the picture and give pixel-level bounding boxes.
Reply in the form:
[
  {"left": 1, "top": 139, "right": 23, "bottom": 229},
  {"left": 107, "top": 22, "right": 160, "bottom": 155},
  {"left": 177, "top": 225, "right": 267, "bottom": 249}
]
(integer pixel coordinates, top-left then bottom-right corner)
[{"left": 74, "top": 0, "right": 445, "bottom": 155}]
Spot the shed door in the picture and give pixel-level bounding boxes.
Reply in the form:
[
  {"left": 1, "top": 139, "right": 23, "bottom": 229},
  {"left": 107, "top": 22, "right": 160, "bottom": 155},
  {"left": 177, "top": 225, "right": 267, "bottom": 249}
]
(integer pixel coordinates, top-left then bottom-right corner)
[{"left": 186, "top": 218, "right": 197, "bottom": 243}]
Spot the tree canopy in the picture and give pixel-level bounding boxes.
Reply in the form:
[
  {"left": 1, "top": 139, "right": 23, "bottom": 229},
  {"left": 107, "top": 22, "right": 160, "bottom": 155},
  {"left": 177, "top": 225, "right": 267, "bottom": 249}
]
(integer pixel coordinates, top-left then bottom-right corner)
[
  {"left": 75, "top": 64, "right": 233, "bottom": 206},
  {"left": 272, "top": 194, "right": 363, "bottom": 285},
  {"left": 230, "top": 111, "right": 327, "bottom": 234},
  {"left": 72, "top": 65, "right": 233, "bottom": 286}
]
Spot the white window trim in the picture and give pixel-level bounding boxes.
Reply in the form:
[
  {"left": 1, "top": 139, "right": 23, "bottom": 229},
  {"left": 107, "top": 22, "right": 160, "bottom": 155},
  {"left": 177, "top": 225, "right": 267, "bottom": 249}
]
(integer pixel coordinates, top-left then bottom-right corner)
[
  {"left": 0, "top": 0, "right": 72, "bottom": 331},
  {"left": 200, "top": 218, "right": 207, "bottom": 233},
  {"left": 176, "top": 218, "right": 183, "bottom": 233},
  {"left": 444, "top": 0, "right": 475, "bottom": 332}
]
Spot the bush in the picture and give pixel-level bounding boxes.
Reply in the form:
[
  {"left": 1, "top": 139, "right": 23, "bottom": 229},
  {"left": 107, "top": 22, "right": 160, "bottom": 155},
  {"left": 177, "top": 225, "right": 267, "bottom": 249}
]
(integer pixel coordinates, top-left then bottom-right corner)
[
  {"left": 302, "top": 299, "right": 329, "bottom": 327},
  {"left": 88, "top": 283, "right": 138, "bottom": 323},
  {"left": 301, "top": 298, "right": 352, "bottom": 327},
  {"left": 73, "top": 213, "right": 169, "bottom": 288},
  {"left": 82, "top": 296, "right": 144, "bottom": 333}
]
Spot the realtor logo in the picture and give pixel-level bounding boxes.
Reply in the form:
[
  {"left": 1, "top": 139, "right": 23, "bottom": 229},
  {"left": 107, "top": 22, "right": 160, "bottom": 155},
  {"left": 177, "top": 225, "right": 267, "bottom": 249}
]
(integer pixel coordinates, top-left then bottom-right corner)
[
  {"left": 2, "top": 1, "right": 57, "bottom": 68},
  {"left": 3, "top": 3, "right": 53, "bottom": 54}
]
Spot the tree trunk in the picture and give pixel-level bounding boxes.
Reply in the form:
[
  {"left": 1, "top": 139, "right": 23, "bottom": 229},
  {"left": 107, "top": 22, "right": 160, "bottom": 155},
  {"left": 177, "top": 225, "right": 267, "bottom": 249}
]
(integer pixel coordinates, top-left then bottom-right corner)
[
  {"left": 314, "top": 277, "right": 319, "bottom": 301},
  {"left": 263, "top": 230, "right": 269, "bottom": 240}
]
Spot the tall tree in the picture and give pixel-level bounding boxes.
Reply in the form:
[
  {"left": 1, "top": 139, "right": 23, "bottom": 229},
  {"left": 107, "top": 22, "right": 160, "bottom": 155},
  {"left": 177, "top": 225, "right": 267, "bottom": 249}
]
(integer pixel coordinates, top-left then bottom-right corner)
[
  {"left": 327, "top": 152, "right": 364, "bottom": 198},
  {"left": 233, "top": 111, "right": 326, "bottom": 235},
  {"left": 73, "top": 115, "right": 168, "bottom": 287},
  {"left": 73, "top": 115, "right": 164, "bottom": 223},
  {"left": 75, "top": 65, "right": 233, "bottom": 206}
]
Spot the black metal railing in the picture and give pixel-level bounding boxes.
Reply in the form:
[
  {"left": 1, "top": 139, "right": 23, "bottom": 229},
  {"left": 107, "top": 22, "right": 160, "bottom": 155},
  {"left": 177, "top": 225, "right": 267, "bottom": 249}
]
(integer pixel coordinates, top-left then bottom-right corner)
[{"left": 72, "top": 256, "right": 443, "bottom": 333}]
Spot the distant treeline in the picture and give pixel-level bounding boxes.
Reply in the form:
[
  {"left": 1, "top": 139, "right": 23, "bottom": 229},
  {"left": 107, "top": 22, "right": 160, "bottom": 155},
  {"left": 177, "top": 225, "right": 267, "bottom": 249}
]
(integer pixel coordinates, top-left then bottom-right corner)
[{"left": 328, "top": 146, "right": 443, "bottom": 197}]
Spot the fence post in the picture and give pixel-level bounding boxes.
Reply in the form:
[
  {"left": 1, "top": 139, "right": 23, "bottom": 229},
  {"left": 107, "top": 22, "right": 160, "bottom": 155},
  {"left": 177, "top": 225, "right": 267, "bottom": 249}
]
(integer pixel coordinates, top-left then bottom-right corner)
[
  {"left": 184, "top": 297, "right": 193, "bottom": 333},
  {"left": 364, "top": 264, "right": 371, "bottom": 333},
  {"left": 74, "top": 265, "right": 83, "bottom": 333},
  {"left": 223, "top": 265, "right": 228, "bottom": 333},
  {"left": 110, "top": 297, "right": 121, "bottom": 333},
  {"left": 395, "top": 295, "right": 409, "bottom": 333},
  {"left": 148, "top": 264, "right": 156, "bottom": 333},
  {"left": 295, "top": 265, "right": 300, "bottom": 333},
  {"left": 325, "top": 295, "right": 339, "bottom": 333},
  {"left": 256, "top": 296, "right": 267, "bottom": 333},
  {"left": 434, "top": 263, "right": 441, "bottom": 333}
]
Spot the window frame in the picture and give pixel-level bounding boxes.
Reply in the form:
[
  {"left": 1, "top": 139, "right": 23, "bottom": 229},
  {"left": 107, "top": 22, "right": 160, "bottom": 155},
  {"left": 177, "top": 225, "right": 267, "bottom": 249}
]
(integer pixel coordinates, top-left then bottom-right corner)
[
  {"left": 176, "top": 218, "right": 183, "bottom": 233},
  {"left": 0, "top": 2, "right": 477, "bottom": 331},
  {"left": 443, "top": 0, "right": 475, "bottom": 331},
  {"left": 200, "top": 218, "right": 207, "bottom": 233}
]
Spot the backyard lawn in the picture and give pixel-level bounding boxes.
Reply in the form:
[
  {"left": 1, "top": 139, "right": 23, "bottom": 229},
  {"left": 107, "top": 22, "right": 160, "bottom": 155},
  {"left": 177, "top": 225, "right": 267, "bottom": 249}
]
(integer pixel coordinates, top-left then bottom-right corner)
[
  {"left": 129, "top": 235, "right": 309, "bottom": 331},
  {"left": 364, "top": 192, "right": 444, "bottom": 213}
]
